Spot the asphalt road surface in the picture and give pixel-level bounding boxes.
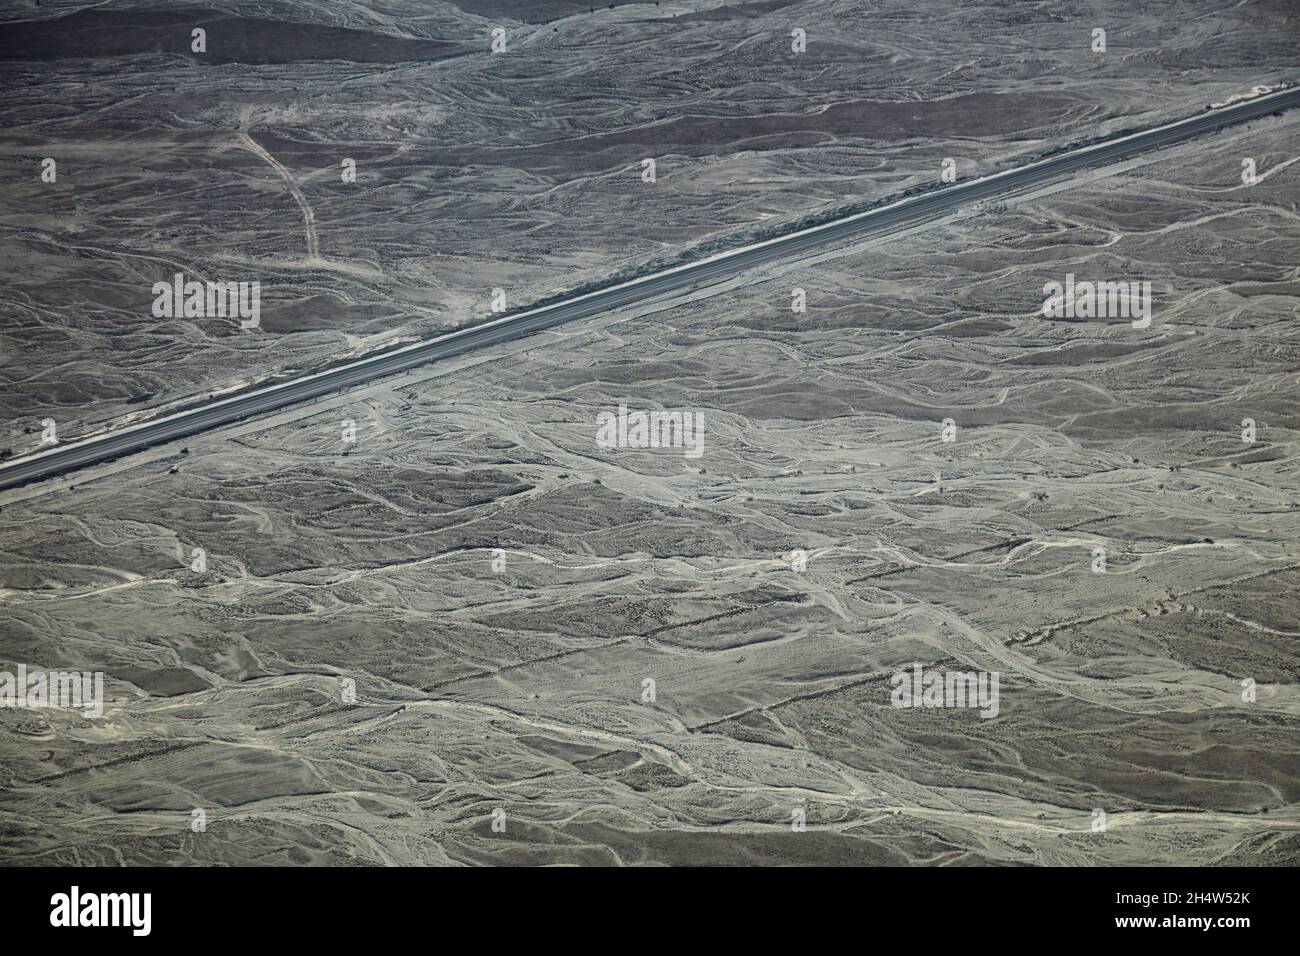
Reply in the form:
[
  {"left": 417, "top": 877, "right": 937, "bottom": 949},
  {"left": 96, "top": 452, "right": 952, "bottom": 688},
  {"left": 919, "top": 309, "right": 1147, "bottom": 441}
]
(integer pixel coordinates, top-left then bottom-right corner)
[{"left": 3, "top": 85, "right": 1297, "bottom": 491}]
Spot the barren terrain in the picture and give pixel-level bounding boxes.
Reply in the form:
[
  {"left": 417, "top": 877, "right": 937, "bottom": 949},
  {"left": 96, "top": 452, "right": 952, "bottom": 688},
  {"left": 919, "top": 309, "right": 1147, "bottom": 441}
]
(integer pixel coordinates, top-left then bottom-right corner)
[{"left": 1, "top": 0, "right": 1298, "bottom": 866}]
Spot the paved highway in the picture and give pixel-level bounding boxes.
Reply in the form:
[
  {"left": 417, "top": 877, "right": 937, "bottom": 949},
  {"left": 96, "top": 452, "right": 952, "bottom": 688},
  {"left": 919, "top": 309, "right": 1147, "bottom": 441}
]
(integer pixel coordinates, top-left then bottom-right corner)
[{"left": 3, "top": 85, "right": 1298, "bottom": 491}]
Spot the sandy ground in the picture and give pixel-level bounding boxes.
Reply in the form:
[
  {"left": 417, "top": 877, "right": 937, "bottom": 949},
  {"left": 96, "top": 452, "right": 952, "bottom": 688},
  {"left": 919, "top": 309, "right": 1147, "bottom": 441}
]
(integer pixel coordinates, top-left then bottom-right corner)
[{"left": 2, "top": 90, "right": 1298, "bottom": 864}]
